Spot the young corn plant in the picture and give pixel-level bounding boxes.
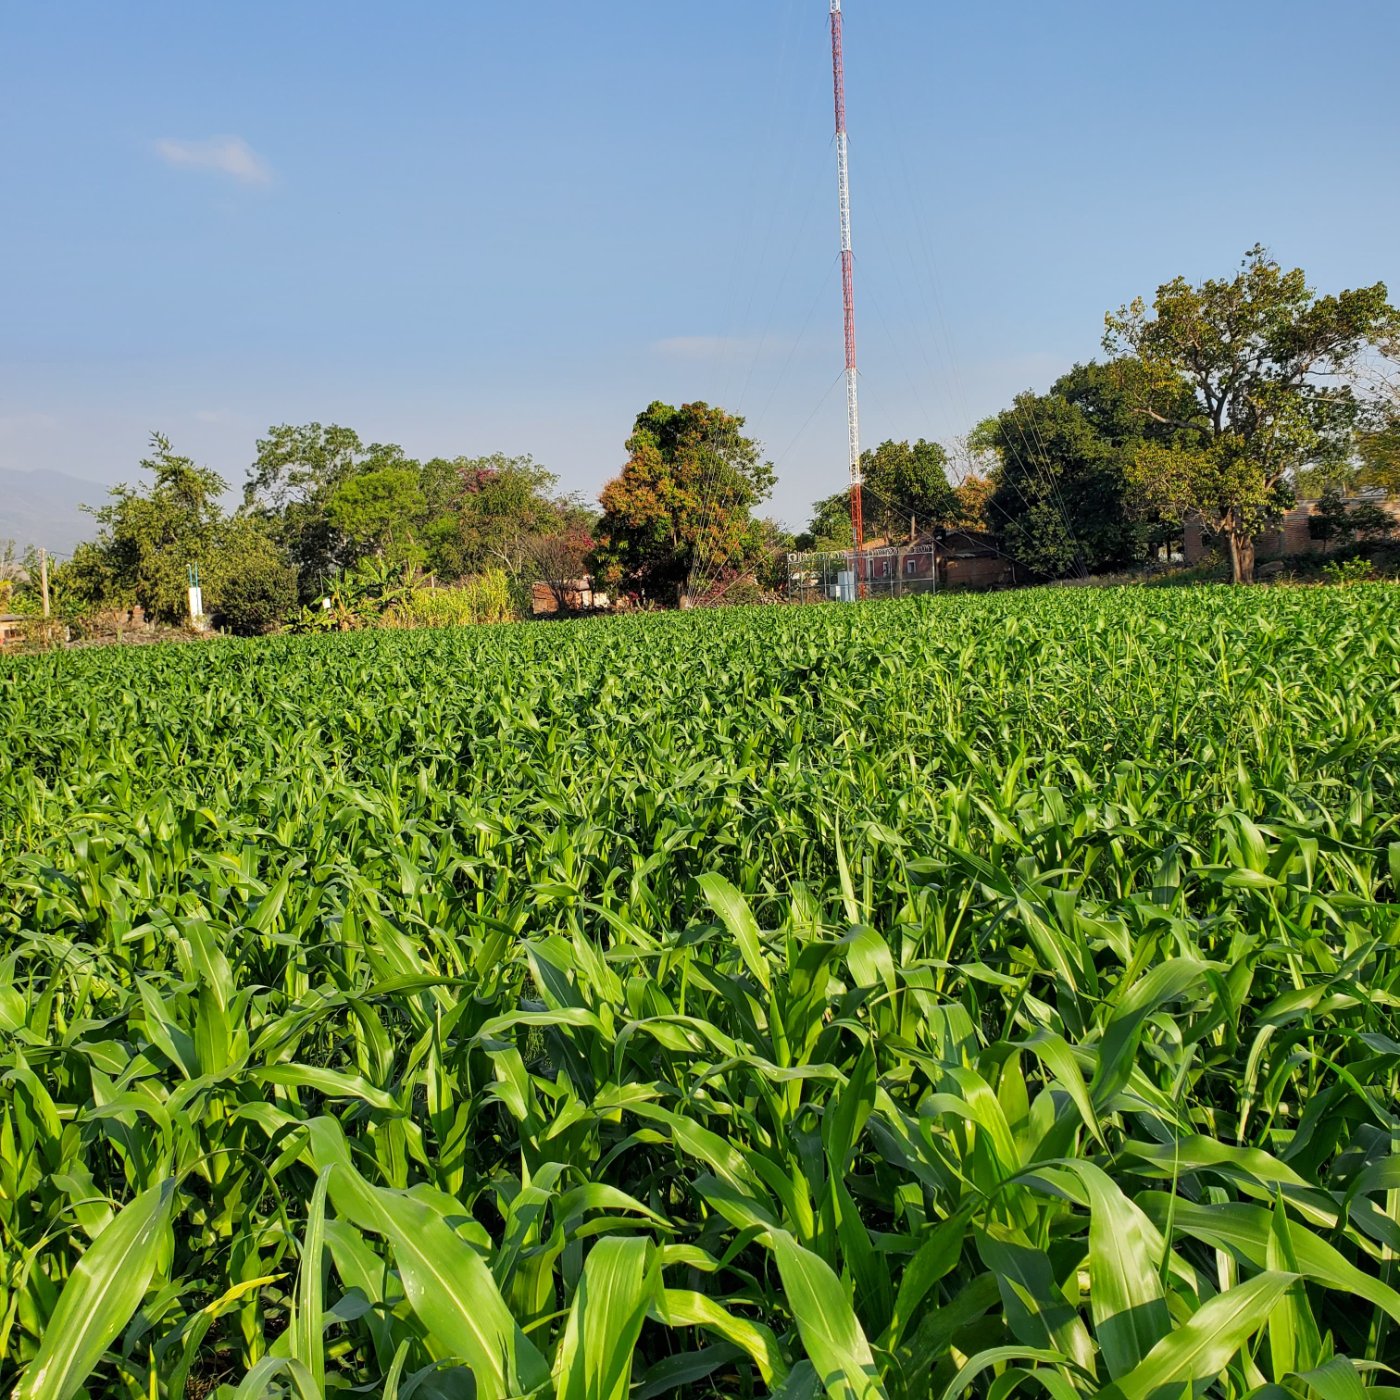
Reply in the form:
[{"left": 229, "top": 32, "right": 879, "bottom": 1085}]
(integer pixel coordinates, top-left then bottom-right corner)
[{"left": 1, "top": 584, "right": 1398, "bottom": 1397}]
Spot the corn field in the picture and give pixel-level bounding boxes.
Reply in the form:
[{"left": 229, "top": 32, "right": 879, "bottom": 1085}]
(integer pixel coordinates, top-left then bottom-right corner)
[{"left": 2, "top": 584, "right": 1399, "bottom": 1399}]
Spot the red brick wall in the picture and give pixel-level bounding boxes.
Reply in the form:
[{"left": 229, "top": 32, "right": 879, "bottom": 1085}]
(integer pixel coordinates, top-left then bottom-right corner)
[
  {"left": 942, "top": 555, "right": 1012, "bottom": 590},
  {"left": 1183, "top": 500, "right": 1400, "bottom": 565}
]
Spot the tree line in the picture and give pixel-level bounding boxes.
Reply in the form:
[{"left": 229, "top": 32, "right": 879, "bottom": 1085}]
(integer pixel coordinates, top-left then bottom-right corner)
[
  {"left": 52, "top": 430, "right": 601, "bottom": 632},
  {"left": 842, "top": 247, "right": 1398, "bottom": 585},
  {"left": 47, "top": 401, "right": 793, "bottom": 629},
  {"left": 28, "top": 246, "right": 1400, "bottom": 630},
  {"left": 609, "top": 247, "right": 1400, "bottom": 591}
]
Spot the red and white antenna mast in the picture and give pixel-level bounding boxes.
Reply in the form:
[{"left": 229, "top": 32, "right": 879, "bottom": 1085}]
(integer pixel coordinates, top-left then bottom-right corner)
[{"left": 830, "top": 0, "right": 864, "bottom": 583}]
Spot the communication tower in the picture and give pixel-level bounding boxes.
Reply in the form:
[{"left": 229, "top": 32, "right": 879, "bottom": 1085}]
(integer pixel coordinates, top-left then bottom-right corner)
[{"left": 829, "top": 0, "right": 864, "bottom": 590}]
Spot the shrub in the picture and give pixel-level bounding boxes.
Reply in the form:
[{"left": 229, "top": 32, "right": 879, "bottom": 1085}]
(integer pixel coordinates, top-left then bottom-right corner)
[
  {"left": 385, "top": 568, "right": 514, "bottom": 627},
  {"left": 210, "top": 555, "right": 298, "bottom": 635},
  {"left": 1322, "top": 555, "right": 1374, "bottom": 585}
]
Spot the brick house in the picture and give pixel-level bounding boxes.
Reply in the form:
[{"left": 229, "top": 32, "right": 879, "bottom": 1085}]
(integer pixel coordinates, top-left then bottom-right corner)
[
  {"left": 791, "top": 528, "right": 1014, "bottom": 600},
  {"left": 856, "top": 528, "right": 1013, "bottom": 591},
  {"left": 531, "top": 578, "right": 609, "bottom": 615},
  {"left": 1183, "top": 496, "right": 1400, "bottom": 565}
]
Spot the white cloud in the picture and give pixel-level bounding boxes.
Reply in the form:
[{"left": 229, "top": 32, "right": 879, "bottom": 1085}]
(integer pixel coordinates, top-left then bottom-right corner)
[
  {"left": 652, "top": 335, "right": 778, "bottom": 361},
  {"left": 194, "top": 409, "right": 234, "bottom": 425},
  {"left": 0, "top": 413, "right": 58, "bottom": 438},
  {"left": 154, "top": 136, "right": 272, "bottom": 186}
]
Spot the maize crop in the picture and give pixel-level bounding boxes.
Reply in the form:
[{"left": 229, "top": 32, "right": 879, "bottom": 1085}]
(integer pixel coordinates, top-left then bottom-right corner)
[{"left": 1, "top": 584, "right": 1399, "bottom": 1398}]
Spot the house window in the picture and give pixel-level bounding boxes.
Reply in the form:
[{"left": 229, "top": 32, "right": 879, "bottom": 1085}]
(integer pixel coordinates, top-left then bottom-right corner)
[{"left": 906, "top": 556, "right": 918, "bottom": 575}]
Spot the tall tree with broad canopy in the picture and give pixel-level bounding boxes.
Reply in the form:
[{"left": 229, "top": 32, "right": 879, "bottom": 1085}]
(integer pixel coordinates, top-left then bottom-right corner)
[
  {"left": 206, "top": 515, "right": 298, "bottom": 634},
  {"left": 416, "top": 454, "right": 595, "bottom": 613},
  {"left": 1357, "top": 411, "right": 1400, "bottom": 494},
  {"left": 1352, "top": 357, "right": 1400, "bottom": 494},
  {"left": 64, "top": 434, "right": 228, "bottom": 622},
  {"left": 973, "top": 360, "right": 1196, "bottom": 578},
  {"left": 795, "top": 491, "right": 854, "bottom": 551},
  {"left": 326, "top": 467, "right": 427, "bottom": 567},
  {"left": 592, "top": 401, "right": 775, "bottom": 603},
  {"left": 797, "top": 463, "right": 989, "bottom": 553},
  {"left": 245, "top": 429, "right": 587, "bottom": 598},
  {"left": 244, "top": 423, "right": 416, "bottom": 594},
  {"left": 860, "top": 439, "right": 960, "bottom": 541},
  {"left": 448, "top": 455, "right": 578, "bottom": 584},
  {"left": 1104, "top": 247, "right": 1399, "bottom": 582}
]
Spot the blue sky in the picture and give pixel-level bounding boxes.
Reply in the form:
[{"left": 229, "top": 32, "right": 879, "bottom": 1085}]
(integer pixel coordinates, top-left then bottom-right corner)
[{"left": 3, "top": 0, "right": 1399, "bottom": 533}]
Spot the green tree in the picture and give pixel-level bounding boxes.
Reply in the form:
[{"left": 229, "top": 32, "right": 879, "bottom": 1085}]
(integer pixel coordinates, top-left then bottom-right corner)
[
  {"left": 973, "top": 360, "right": 1195, "bottom": 578},
  {"left": 66, "top": 434, "right": 228, "bottom": 622},
  {"left": 798, "top": 458, "right": 987, "bottom": 555},
  {"left": 415, "top": 454, "right": 592, "bottom": 615},
  {"left": 0, "top": 542, "right": 32, "bottom": 614},
  {"left": 326, "top": 467, "right": 427, "bottom": 567},
  {"left": 246, "top": 426, "right": 590, "bottom": 605},
  {"left": 860, "top": 439, "right": 959, "bottom": 541},
  {"left": 592, "top": 401, "right": 775, "bottom": 603},
  {"left": 1105, "top": 246, "right": 1399, "bottom": 582},
  {"left": 60, "top": 435, "right": 300, "bottom": 629},
  {"left": 245, "top": 424, "right": 418, "bottom": 595},
  {"left": 417, "top": 455, "right": 473, "bottom": 577},
  {"left": 1307, "top": 488, "right": 1351, "bottom": 554},
  {"left": 795, "top": 491, "right": 854, "bottom": 551},
  {"left": 1309, "top": 487, "right": 1395, "bottom": 555},
  {"left": 453, "top": 455, "right": 570, "bottom": 580},
  {"left": 1355, "top": 403, "right": 1400, "bottom": 495}
]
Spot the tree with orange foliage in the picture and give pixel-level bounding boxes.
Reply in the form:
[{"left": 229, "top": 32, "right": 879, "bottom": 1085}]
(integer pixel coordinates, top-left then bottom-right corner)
[{"left": 592, "top": 402, "right": 775, "bottom": 604}]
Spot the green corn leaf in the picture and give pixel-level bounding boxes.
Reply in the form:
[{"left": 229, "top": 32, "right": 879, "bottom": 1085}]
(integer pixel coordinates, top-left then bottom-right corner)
[
  {"left": 1286, "top": 1357, "right": 1368, "bottom": 1400},
  {"left": 1092, "top": 959, "right": 1211, "bottom": 1107},
  {"left": 698, "top": 873, "right": 770, "bottom": 991},
  {"left": 1109, "top": 1271, "right": 1297, "bottom": 1400},
  {"left": 1141, "top": 1195, "right": 1400, "bottom": 1327},
  {"left": 1060, "top": 1161, "right": 1171, "bottom": 1379},
  {"left": 975, "top": 1226, "right": 1096, "bottom": 1375},
  {"left": 14, "top": 1179, "right": 175, "bottom": 1400},
  {"left": 292, "top": 1168, "right": 330, "bottom": 1393},
  {"left": 325, "top": 1162, "right": 549, "bottom": 1399},
  {"left": 939, "top": 1345, "right": 1078, "bottom": 1400},
  {"left": 634, "top": 1344, "right": 744, "bottom": 1400},
  {"left": 230, "top": 1356, "right": 324, "bottom": 1400},
  {"left": 771, "top": 1229, "right": 884, "bottom": 1400},
  {"left": 380, "top": 1342, "right": 411, "bottom": 1400},
  {"left": 252, "top": 1064, "right": 399, "bottom": 1113},
  {"left": 556, "top": 1236, "right": 659, "bottom": 1400},
  {"left": 771, "top": 1361, "right": 824, "bottom": 1400},
  {"left": 1266, "top": 1194, "right": 1322, "bottom": 1379},
  {"left": 882, "top": 1212, "right": 969, "bottom": 1350},
  {"left": 657, "top": 1287, "right": 788, "bottom": 1386},
  {"left": 1019, "top": 1029, "right": 1105, "bottom": 1149}
]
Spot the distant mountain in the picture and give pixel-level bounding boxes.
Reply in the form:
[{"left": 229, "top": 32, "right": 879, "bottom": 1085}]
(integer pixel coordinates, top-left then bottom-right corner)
[{"left": 0, "top": 468, "right": 112, "bottom": 557}]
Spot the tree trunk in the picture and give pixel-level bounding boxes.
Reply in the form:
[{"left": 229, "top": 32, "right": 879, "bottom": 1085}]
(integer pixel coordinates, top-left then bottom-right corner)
[{"left": 1225, "top": 529, "right": 1256, "bottom": 584}]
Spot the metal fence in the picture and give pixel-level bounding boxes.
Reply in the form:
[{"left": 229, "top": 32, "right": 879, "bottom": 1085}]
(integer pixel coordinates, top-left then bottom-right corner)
[{"left": 785, "top": 544, "right": 940, "bottom": 603}]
